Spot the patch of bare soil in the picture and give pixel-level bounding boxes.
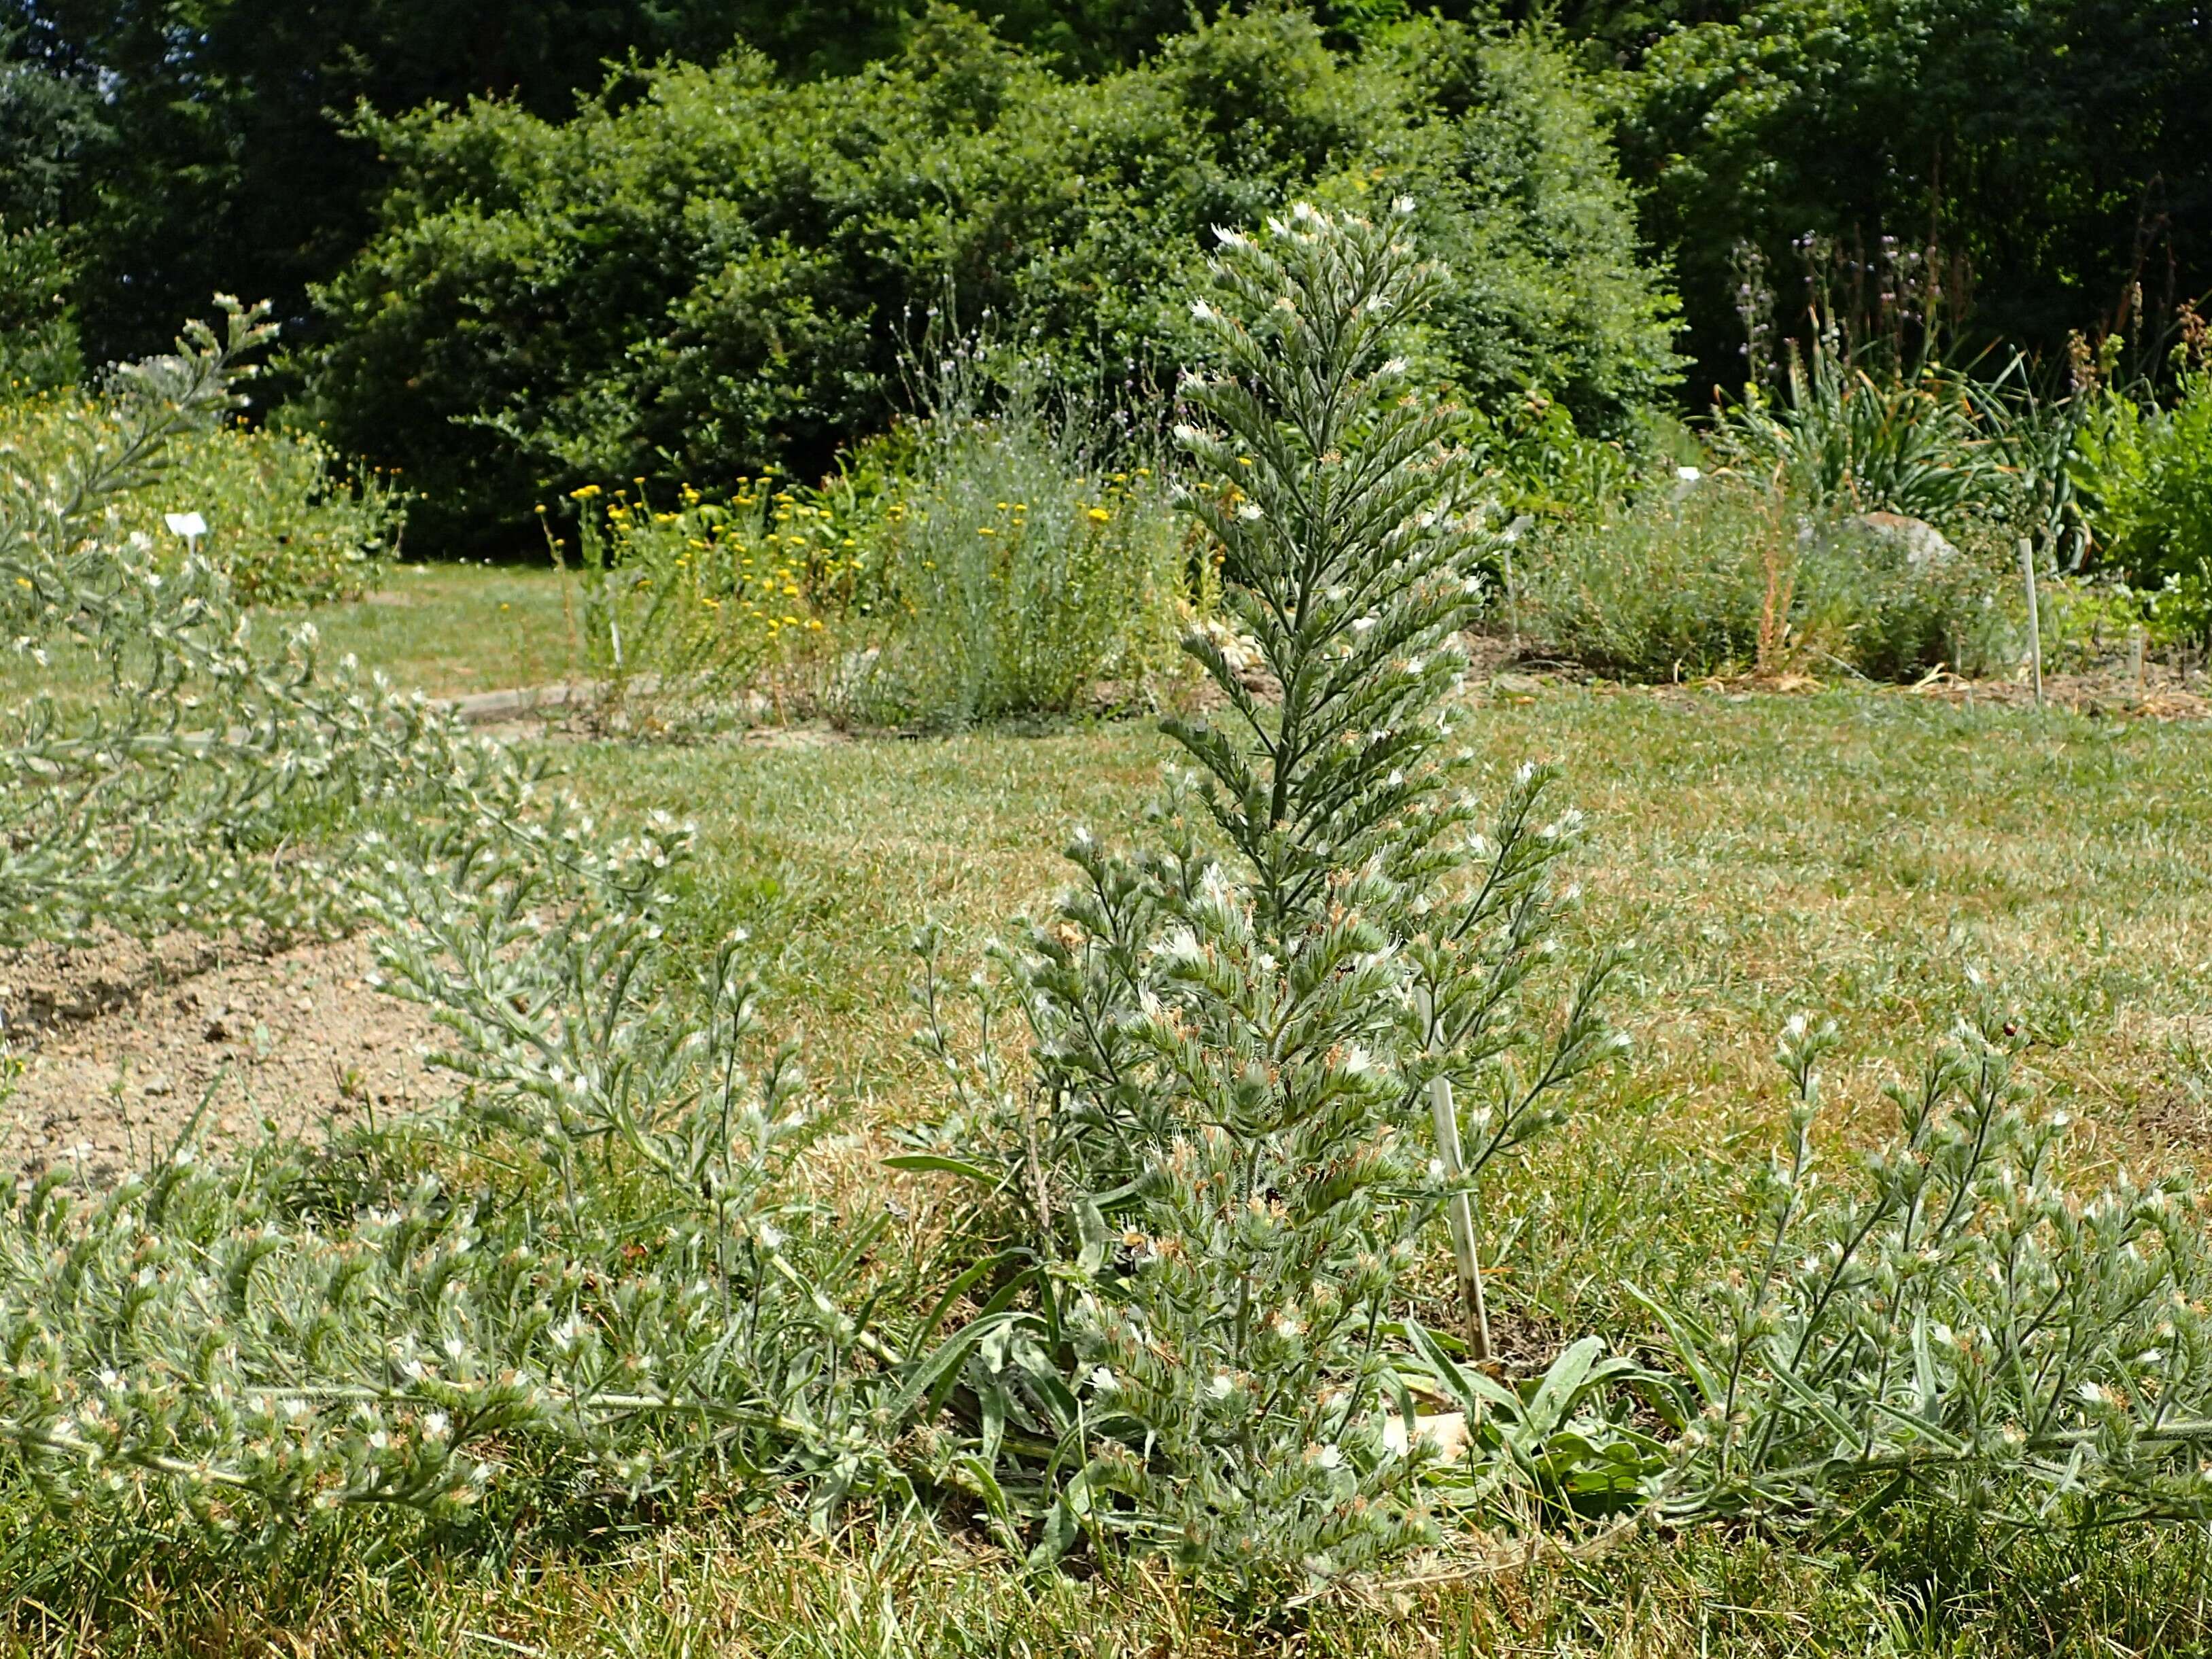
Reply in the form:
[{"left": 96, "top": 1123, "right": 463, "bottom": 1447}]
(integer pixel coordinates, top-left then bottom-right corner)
[
  {"left": 1907, "top": 662, "right": 2212, "bottom": 720},
  {"left": 1, "top": 931, "right": 442, "bottom": 1183},
  {"left": 1458, "top": 625, "right": 2212, "bottom": 721}
]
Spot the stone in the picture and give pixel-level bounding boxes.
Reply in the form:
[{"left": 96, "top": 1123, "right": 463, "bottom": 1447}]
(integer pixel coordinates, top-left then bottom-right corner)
[{"left": 1842, "top": 511, "right": 1960, "bottom": 572}]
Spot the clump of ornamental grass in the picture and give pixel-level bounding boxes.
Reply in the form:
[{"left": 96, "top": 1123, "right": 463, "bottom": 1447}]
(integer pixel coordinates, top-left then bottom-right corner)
[
  {"left": 1517, "top": 472, "right": 2009, "bottom": 684},
  {"left": 841, "top": 341, "right": 1192, "bottom": 730},
  {"left": 901, "top": 202, "right": 1627, "bottom": 1596}
]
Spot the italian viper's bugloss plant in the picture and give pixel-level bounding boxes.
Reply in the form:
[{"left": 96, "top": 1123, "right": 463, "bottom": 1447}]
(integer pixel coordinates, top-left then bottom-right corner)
[
  {"left": 1644, "top": 1008, "right": 2212, "bottom": 1533},
  {"left": 899, "top": 202, "right": 1627, "bottom": 1596},
  {"left": 0, "top": 307, "right": 911, "bottom": 1552}
]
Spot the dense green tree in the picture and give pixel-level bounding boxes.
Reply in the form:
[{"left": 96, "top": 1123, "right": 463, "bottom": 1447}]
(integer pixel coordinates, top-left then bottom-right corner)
[
  {"left": 1611, "top": 0, "right": 2212, "bottom": 391},
  {"left": 0, "top": 20, "right": 104, "bottom": 385},
  {"left": 5, "top": 1, "right": 908, "bottom": 362},
  {"left": 0, "top": 0, "right": 1210, "bottom": 365},
  {"left": 302, "top": 6, "right": 1678, "bottom": 549}
]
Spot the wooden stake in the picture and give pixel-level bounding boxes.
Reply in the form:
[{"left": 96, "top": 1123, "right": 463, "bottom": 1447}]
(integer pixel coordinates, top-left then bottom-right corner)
[
  {"left": 1501, "top": 514, "right": 1530, "bottom": 651},
  {"left": 1503, "top": 544, "right": 1520, "bottom": 650},
  {"left": 2019, "top": 538, "right": 2043, "bottom": 708},
  {"left": 2130, "top": 624, "right": 2147, "bottom": 696}
]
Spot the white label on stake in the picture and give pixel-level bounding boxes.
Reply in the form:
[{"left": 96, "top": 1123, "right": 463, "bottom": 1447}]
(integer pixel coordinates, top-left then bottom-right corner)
[{"left": 164, "top": 511, "right": 207, "bottom": 538}]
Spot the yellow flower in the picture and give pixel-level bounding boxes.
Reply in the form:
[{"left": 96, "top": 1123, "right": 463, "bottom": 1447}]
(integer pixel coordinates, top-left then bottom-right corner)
[{"left": 1086, "top": 507, "right": 1111, "bottom": 524}]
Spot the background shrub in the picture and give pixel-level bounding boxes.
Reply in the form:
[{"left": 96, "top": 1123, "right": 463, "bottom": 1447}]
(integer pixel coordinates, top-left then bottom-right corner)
[
  {"left": 301, "top": 7, "right": 1676, "bottom": 551},
  {"left": 0, "top": 389, "right": 400, "bottom": 606},
  {"left": 2071, "top": 370, "right": 2212, "bottom": 644},
  {"left": 0, "top": 220, "right": 80, "bottom": 391}
]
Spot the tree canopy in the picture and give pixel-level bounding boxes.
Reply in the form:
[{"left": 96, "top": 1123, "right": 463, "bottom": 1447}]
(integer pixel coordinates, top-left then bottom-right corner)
[
  {"left": 2, "top": 0, "right": 2206, "bottom": 523},
  {"left": 302, "top": 7, "right": 1679, "bottom": 546}
]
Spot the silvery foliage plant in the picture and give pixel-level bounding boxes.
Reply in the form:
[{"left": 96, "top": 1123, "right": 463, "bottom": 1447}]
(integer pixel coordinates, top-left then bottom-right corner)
[
  {"left": 1648, "top": 1007, "right": 2212, "bottom": 1533},
  {"left": 0, "top": 302, "right": 511, "bottom": 951},
  {"left": 0, "top": 309, "right": 901, "bottom": 1550},
  {"left": 907, "top": 203, "right": 1624, "bottom": 1592},
  {"left": 0, "top": 821, "right": 899, "bottom": 1551}
]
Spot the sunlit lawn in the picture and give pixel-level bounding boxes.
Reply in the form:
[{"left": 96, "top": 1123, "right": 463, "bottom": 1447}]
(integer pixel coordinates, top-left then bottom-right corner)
[{"left": 14, "top": 565, "right": 2212, "bottom": 1657}]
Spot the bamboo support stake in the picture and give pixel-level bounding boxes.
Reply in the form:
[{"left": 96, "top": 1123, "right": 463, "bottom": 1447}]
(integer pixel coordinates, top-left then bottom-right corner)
[
  {"left": 2019, "top": 538, "right": 2043, "bottom": 708},
  {"left": 1416, "top": 986, "right": 1491, "bottom": 1363},
  {"left": 2130, "top": 624, "right": 2147, "bottom": 696}
]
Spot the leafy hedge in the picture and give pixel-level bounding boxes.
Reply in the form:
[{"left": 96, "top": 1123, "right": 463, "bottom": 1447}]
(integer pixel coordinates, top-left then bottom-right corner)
[
  {"left": 1611, "top": 0, "right": 2212, "bottom": 392},
  {"left": 302, "top": 6, "right": 1678, "bottom": 549}
]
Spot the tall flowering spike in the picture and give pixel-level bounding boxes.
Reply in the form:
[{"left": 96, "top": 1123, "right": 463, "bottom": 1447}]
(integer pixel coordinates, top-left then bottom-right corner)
[
  {"left": 917, "top": 204, "right": 1623, "bottom": 1596},
  {"left": 1167, "top": 202, "right": 1492, "bottom": 932}
]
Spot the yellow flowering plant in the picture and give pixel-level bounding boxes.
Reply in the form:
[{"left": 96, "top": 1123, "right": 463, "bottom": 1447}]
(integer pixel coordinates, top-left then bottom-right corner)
[{"left": 549, "top": 476, "right": 864, "bottom": 728}]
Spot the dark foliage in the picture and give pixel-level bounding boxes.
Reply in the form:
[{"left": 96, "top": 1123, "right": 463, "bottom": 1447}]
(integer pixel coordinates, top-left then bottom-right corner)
[{"left": 300, "top": 7, "right": 1676, "bottom": 549}]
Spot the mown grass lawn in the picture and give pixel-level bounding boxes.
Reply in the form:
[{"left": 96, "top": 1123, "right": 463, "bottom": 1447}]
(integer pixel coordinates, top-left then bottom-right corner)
[
  {"left": 0, "top": 560, "right": 579, "bottom": 709},
  {"left": 16, "top": 567, "right": 2212, "bottom": 1657}
]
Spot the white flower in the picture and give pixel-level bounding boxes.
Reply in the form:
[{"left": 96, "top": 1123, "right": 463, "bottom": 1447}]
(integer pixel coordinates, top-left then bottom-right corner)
[
  {"left": 1190, "top": 299, "right": 1216, "bottom": 322},
  {"left": 1676, "top": 465, "right": 1703, "bottom": 483},
  {"left": 1089, "top": 1366, "right": 1119, "bottom": 1393}
]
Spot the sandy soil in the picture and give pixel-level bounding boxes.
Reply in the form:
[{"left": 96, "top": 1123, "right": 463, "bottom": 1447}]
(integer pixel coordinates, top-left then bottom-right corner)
[{"left": 1, "top": 930, "right": 443, "bottom": 1184}]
